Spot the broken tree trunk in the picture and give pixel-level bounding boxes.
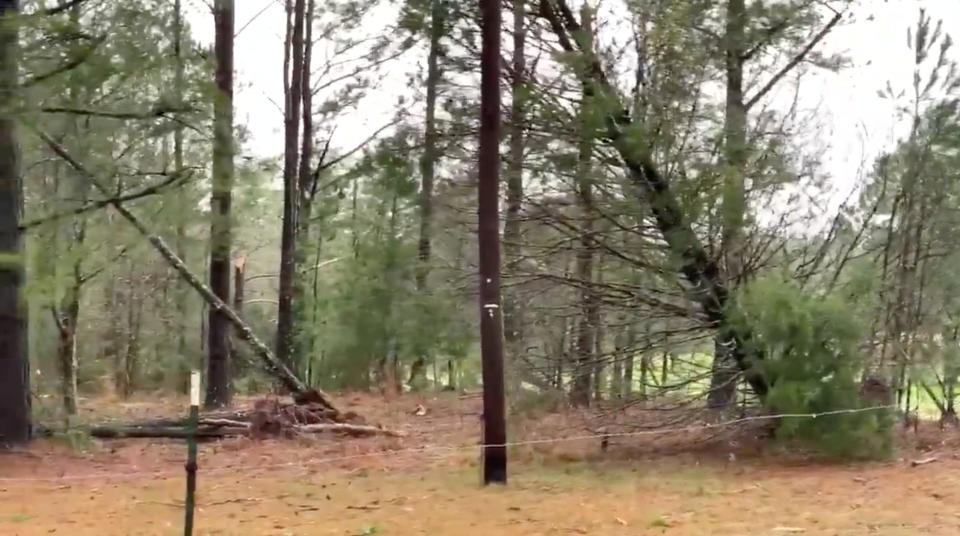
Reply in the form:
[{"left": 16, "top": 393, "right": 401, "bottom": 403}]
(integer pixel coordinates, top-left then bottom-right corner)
[{"left": 39, "top": 131, "right": 338, "bottom": 411}]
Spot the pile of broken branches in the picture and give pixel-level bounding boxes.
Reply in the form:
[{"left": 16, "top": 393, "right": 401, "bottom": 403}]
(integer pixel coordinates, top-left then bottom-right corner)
[{"left": 88, "top": 398, "right": 404, "bottom": 441}]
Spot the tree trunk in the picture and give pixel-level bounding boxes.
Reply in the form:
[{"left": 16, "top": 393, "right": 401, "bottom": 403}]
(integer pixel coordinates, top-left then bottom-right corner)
[
  {"left": 661, "top": 349, "right": 669, "bottom": 388},
  {"left": 623, "top": 325, "right": 635, "bottom": 398},
  {"left": 592, "top": 268, "right": 604, "bottom": 403},
  {"left": 553, "top": 315, "right": 567, "bottom": 389},
  {"left": 52, "top": 1, "right": 86, "bottom": 416},
  {"left": 232, "top": 256, "right": 245, "bottom": 376},
  {"left": 173, "top": 0, "right": 191, "bottom": 391},
  {"left": 205, "top": 0, "right": 235, "bottom": 409},
  {"left": 447, "top": 359, "right": 456, "bottom": 390},
  {"left": 639, "top": 350, "right": 649, "bottom": 399},
  {"left": 54, "top": 281, "right": 80, "bottom": 415},
  {"left": 0, "top": 0, "right": 29, "bottom": 446},
  {"left": 502, "top": 0, "right": 526, "bottom": 394},
  {"left": 277, "top": 0, "right": 307, "bottom": 371},
  {"left": 708, "top": 0, "right": 748, "bottom": 410},
  {"left": 570, "top": 5, "right": 596, "bottom": 408},
  {"left": 611, "top": 327, "right": 622, "bottom": 399},
  {"left": 292, "top": 0, "right": 315, "bottom": 375},
  {"left": 122, "top": 273, "right": 143, "bottom": 398},
  {"left": 409, "top": 0, "right": 443, "bottom": 388}
]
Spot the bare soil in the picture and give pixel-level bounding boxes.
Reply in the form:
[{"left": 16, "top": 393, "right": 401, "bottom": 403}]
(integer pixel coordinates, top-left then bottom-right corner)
[{"left": 1, "top": 392, "right": 958, "bottom": 535}]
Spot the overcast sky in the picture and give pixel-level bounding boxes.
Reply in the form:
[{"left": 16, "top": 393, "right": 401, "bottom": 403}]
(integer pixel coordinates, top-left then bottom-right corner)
[{"left": 185, "top": 0, "right": 960, "bottom": 209}]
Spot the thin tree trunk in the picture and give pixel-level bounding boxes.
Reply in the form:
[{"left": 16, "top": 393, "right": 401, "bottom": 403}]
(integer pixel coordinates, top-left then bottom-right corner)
[
  {"left": 54, "top": 260, "right": 83, "bottom": 415},
  {"left": 409, "top": 0, "right": 443, "bottom": 387},
  {"left": 708, "top": 0, "right": 747, "bottom": 410},
  {"left": 232, "top": 256, "right": 245, "bottom": 378},
  {"left": 52, "top": 1, "right": 86, "bottom": 416},
  {"left": 623, "top": 324, "right": 635, "bottom": 398},
  {"left": 611, "top": 326, "right": 622, "bottom": 399},
  {"left": 570, "top": 5, "right": 596, "bottom": 407},
  {"left": 502, "top": 0, "right": 526, "bottom": 393},
  {"left": 277, "top": 0, "right": 306, "bottom": 371},
  {"left": 123, "top": 271, "right": 142, "bottom": 398},
  {"left": 173, "top": 0, "right": 191, "bottom": 392},
  {"left": 292, "top": 0, "right": 315, "bottom": 374},
  {"left": 661, "top": 349, "right": 669, "bottom": 387},
  {"left": 206, "top": 0, "right": 235, "bottom": 408},
  {"left": 639, "top": 350, "right": 648, "bottom": 399},
  {"left": 592, "top": 263, "right": 604, "bottom": 402},
  {"left": 0, "top": 0, "right": 29, "bottom": 446}
]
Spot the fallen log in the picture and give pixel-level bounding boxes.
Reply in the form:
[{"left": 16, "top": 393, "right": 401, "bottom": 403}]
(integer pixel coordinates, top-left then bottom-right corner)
[
  {"left": 39, "top": 131, "right": 339, "bottom": 412},
  {"left": 297, "top": 423, "right": 406, "bottom": 437},
  {"left": 89, "top": 425, "right": 248, "bottom": 439}
]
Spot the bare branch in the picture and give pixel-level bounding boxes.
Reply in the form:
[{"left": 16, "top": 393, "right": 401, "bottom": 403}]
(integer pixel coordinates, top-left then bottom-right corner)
[
  {"left": 19, "top": 171, "right": 191, "bottom": 231},
  {"left": 39, "top": 0, "right": 92, "bottom": 16}
]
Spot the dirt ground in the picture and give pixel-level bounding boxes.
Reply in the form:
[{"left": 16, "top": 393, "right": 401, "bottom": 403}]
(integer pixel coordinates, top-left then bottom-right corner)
[{"left": 2, "top": 392, "right": 959, "bottom": 535}]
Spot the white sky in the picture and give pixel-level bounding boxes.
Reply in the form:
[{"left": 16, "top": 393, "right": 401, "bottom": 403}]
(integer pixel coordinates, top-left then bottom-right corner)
[{"left": 185, "top": 0, "right": 960, "bottom": 209}]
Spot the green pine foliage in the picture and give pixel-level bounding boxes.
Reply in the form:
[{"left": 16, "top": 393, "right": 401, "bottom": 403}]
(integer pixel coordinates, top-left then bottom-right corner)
[{"left": 729, "top": 276, "right": 893, "bottom": 459}]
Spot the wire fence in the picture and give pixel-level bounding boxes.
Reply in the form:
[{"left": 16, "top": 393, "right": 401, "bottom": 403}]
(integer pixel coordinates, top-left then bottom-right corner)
[{"left": 0, "top": 404, "right": 897, "bottom": 484}]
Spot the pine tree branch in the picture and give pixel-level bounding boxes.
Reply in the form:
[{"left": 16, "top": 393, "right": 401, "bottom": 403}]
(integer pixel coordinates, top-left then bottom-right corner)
[
  {"left": 22, "top": 35, "right": 105, "bottom": 87},
  {"left": 19, "top": 172, "right": 189, "bottom": 231},
  {"left": 39, "top": 105, "right": 194, "bottom": 120},
  {"left": 745, "top": 11, "right": 842, "bottom": 111},
  {"left": 79, "top": 247, "right": 127, "bottom": 285}
]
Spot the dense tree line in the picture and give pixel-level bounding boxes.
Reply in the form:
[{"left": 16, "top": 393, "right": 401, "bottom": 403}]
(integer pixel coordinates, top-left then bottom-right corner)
[{"left": 0, "top": 1, "right": 955, "bottom": 458}]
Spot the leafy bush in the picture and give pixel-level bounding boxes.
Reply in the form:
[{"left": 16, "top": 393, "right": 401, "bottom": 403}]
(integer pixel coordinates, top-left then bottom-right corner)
[{"left": 729, "top": 276, "right": 892, "bottom": 459}]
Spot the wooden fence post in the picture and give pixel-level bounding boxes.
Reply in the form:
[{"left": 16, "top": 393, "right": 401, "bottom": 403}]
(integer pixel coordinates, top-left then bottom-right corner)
[{"left": 184, "top": 371, "right": 200, "bottom": 535}]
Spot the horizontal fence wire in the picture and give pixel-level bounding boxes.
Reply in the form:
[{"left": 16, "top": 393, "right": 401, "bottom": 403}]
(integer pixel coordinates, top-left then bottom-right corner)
[{"left": 0, "top": 404, "right": 897, "bottom": 484}]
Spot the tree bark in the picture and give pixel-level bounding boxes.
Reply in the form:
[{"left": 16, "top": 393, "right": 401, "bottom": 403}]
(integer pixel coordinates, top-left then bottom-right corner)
[
  {"left": 52, "top": 1, "right": 86, "bottom": 416},
  {"left": 708, "top": 0, "right": 748, "bottom": 410},
  {"left": 122, "top": 269, "right": 142, "bottom": 398},
  {"left": 206, "top": 0, "right": 235, "bottom": 408},
  {"left": 592, "top": 259, "right": 604, "bottom": 402},
  {"left": 502, "top": 0, "right": 526, "bottom": 394},
  {"left": 172, "top": 0, "right": 191, "bottom": 392},
  {"left": 0, "top": 0, "right": 29, "bottom": 447},
  {"left": 292, "top": 0, "right": 315, "bottom": 373},
  {"left": 623, "top": 324, "right": 635, "bottom": 397},
  {"left": 54, "top": 286, "right": 80, "bottom": 414},
  {"left": 277, "top": 0, "right": 306, "bottom": 371},
  {"left": 409, "top": 0, "right": 443, "bottom": 387},
  {"left": 570, "top": 5, "right": 596, "bottom": 408}
]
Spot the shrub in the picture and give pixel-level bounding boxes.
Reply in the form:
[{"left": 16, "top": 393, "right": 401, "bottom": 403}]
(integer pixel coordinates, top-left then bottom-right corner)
[{"left": 729, "top": 276, "right": 893, "bottom": 459}]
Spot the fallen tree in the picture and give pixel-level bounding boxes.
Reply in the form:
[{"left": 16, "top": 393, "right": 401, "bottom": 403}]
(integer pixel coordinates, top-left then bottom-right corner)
[
  {"left": 38, "top": 131, "right": 338, "bottom": 411},
  {"left": 537, "top": 0, "right": 769, "bottom": 399},
  {"left": 87, "top": 399, "right": 402, "bottom": 440}
]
